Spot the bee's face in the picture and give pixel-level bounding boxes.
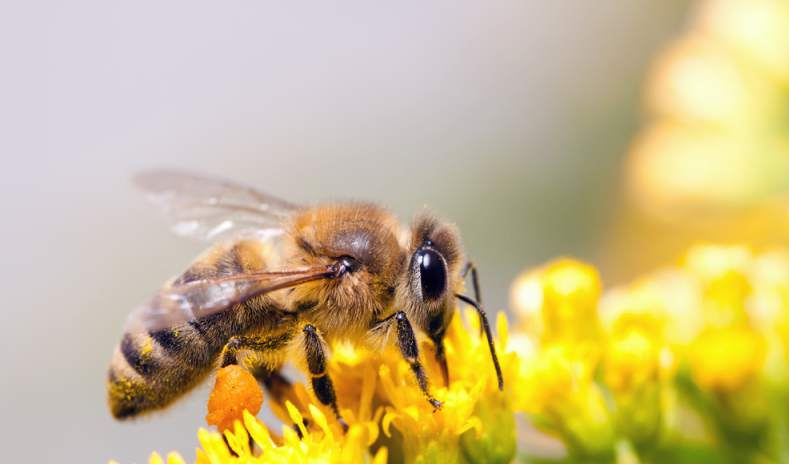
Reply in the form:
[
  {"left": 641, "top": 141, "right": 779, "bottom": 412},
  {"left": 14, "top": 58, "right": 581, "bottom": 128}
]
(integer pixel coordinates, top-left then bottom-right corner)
[{"left": 399, "top": 212, "right": 463, "bottom": 336}]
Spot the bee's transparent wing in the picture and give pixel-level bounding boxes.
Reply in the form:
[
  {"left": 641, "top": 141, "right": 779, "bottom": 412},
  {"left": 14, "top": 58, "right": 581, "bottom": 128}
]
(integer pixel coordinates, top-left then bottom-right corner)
[
  {"left": 134, "top": 169, "right": 300, "bottom": 242},
  {"left": 125, "top": 265, "right": 336, "bottom": 333}
]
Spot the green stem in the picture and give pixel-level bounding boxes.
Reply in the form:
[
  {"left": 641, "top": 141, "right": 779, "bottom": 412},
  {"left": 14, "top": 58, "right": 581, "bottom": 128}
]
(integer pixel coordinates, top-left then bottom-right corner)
[{"left": 765, "top": 392, "right": 789, "bottom": 464}]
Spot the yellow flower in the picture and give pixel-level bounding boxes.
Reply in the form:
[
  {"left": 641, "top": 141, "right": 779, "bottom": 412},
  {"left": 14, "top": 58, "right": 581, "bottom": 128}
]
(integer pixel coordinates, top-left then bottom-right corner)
[
  {"left": 110, "top": 453, "right": 187, "bottom": 464},
  {"left": 192, "top": 407, "right": 385, "bottom": 464},
  {"left": 602, "top": 303, "right": 675, "bottom": 446},
  {"left": 518, "top": 344, "right": 615, "bottom": 458},
  {"left": 189, "top": 345, "right": 385, "bottom": 464},
  {"left": 683, "top": 244, "right": 754, "bottom": 327},
  {"left": 511, "top": 258, "right": 602, "bottom": 353},
  {"left": 601, "top": 269, "right": 702, "bottom": 347},
  {"left": 507, "top": 244, "right": 789, "bottom": 460},
  {"left": 510, "top": 259, "right": 616, "bottom": 458},
  {"left": 599, "top": 244, "right": 769, "bottom": 396},
  {"left": 749, "top": 250, "right": 789, "bottom": 371},
  {"left": 379, "top": 311, "right": 517, "bottom": 464},
  {"left": 605, "top": 328, "right": 664, "bottom": 393},
  {"left": 671, "top": 245, "right": 769, "bottom": 391},
  {"left": 689, "top": 326, "right": 766, "bottom": 392}
]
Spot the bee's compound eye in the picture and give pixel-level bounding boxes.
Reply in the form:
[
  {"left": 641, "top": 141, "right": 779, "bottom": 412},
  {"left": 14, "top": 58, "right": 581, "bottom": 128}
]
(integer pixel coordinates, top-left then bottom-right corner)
[{"left": 415, "top": 248, "right": 446, "bottom": 300}]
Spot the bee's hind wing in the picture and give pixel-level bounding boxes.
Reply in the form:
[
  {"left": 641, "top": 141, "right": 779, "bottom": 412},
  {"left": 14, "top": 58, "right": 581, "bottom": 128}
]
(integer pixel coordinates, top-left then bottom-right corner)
[{"left": 134, "top": 169, "right": 300, "bottom": 242}]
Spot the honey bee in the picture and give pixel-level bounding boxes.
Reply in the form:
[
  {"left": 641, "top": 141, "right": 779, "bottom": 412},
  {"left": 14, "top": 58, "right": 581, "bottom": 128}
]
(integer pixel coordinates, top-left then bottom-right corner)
[{"left": 108, "top": 170, "right": 503, "bottom": 427}]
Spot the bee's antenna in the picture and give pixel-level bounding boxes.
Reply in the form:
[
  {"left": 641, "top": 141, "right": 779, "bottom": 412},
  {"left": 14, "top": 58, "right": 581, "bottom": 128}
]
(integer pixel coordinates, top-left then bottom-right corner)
[{"left": 455, "top": 293, "right": 504, "bottom": 391}]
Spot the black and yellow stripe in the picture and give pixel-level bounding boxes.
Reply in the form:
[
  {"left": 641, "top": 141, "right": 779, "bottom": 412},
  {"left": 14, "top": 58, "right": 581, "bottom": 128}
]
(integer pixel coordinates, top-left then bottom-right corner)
[{"left": 107, "top": 239, "right": 290, "bottom": 419}]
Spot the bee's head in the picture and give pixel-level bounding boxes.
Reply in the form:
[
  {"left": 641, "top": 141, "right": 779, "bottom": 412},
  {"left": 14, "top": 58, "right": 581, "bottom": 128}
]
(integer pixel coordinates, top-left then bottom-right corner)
[
  {"left": 400, "top": 211, "right": 503, "bottom": 391},
  {"left": 400, "top": 211, "right": 463, "bottom": 343}
]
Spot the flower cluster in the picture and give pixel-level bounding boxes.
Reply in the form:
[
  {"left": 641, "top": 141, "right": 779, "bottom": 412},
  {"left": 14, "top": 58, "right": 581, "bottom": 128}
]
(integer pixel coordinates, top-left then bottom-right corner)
[{"left": 511, "top": 245, "right": 789, "bottom": 463}]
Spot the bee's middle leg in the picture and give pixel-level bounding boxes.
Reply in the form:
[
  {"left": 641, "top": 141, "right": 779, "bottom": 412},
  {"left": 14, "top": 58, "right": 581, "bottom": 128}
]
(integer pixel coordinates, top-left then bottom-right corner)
[{"left": 302, "top": 324, "right": 348, "bottom": 431}]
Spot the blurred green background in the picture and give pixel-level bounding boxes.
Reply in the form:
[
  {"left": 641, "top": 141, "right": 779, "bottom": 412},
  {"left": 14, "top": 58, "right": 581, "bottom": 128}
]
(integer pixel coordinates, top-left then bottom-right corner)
[{"left": 0, "top": 1, "right": 690, "bottom": 462}]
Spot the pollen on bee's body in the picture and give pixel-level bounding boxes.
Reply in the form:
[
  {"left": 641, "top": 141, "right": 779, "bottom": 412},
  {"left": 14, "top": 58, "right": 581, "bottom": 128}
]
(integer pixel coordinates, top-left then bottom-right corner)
[
  {"left": 140, "top": 337, "right": 154, "bottom": 358},
  {"left": 206, "top": 365, "right": 264, "bottom": 433}
]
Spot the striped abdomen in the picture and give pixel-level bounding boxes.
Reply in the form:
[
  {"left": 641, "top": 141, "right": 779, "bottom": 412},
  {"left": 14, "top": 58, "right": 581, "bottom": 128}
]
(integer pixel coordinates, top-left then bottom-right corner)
[{"left": 107, "top": 240, "right": 287, "bottom": 419}]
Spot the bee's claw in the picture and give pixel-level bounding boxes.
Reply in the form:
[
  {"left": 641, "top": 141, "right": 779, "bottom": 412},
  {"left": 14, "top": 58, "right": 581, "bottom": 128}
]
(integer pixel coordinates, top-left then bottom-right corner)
[
  {"left": 429, "top": 397, "right": 443, "bottom": 411},
  {"left": 338, "top": 416, "right": 349, "bottom": 433}
]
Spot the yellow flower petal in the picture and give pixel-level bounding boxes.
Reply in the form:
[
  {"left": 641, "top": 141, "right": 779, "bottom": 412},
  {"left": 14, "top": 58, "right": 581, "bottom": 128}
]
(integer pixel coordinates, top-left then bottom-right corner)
[{"left": 165, "top": 453, "right": 186, "bottom": 464}]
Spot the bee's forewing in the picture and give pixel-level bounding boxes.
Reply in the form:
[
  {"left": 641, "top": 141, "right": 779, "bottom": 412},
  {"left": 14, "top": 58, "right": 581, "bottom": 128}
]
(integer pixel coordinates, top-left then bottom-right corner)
[
  {"left": 134, "top": 169, "right": 299, "bottom": 242},
  {"left": 124, "top": 266, "right": 335, "bottom": 333}
]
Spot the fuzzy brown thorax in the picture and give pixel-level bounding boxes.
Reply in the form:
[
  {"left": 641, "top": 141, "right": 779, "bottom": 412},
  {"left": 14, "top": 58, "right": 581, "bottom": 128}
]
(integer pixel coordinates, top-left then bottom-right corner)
[{"left": 283, "top": 203, "right": 405, "bottom": 340}]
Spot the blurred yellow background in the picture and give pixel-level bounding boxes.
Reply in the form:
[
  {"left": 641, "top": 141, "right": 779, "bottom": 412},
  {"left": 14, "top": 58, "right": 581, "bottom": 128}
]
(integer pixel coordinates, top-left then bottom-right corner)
[{"left": 603, "top": 0, "right": 789, "bottom": 281}]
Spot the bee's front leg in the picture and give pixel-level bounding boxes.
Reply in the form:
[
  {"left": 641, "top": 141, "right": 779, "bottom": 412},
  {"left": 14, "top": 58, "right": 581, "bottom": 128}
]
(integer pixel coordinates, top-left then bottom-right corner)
[
  {"left": 461, "top": 260, "right": 482, "bottom": 305},
  {"left": 382, "top": 311, "right": 443, "bottom": 410},
  {"left": 302, "top": 324, "right": 349, "bottom": 432}
]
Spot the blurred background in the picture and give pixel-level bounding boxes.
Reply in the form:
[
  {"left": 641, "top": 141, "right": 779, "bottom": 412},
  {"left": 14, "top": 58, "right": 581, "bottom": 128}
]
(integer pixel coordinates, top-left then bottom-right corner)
[{"left": 0, "top": 0, "right": 731, "bottom": 462}]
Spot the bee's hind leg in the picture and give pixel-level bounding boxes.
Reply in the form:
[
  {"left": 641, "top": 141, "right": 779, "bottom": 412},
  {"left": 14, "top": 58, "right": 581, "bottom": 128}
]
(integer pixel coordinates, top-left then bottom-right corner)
[
  {"left": 218, "top": 327, "right": 349, "bottom": 434},
  {"left": 220, "top": 333, "right": 293, "bottom": 368},
  {"left": 219, "top": 333, "right": 294, "bottom": 407},
  {"left": 302, "top": 324, "right": 349, "bottom": 432},
  {"left": 219, "top": 332, "right": 303, "bottom": 413},
  {"left": 217, "top": 333, "right": 294, "bottom": 454}
]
